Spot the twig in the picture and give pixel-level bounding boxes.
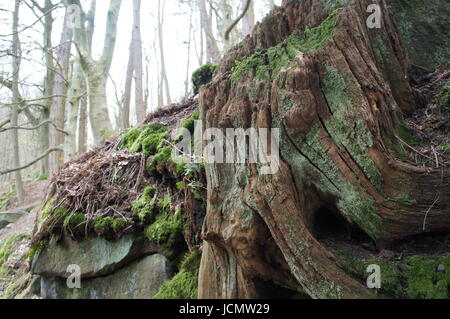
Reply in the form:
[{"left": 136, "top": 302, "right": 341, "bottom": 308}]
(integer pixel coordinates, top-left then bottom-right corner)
[
  {"left": 422, "top": 193, "right": 440, "bottom": 232},
  {"left": 395, "top": 135, "right": 442, "bottom": 166}
]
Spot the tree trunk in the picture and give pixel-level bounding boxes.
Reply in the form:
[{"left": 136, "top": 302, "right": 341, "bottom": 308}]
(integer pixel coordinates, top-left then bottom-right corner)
[
  {"left": 157, "top": 0, "right": 172, "bottom": 105},
  {"left": 198, "top": 0, "right": 220, "bottom": 63},
  {"left": 49, "top": 8, "right": 73, "bottom": 174},
  {"left": 77, "top": 80, "right": 88, "bottom": 155},
  {"left": 133, "top": 0, "right": 145, "bottom": 122},
  {"left": 11, "top": 0, "right": 25, "bottom": 205},
  {"left": 39, "top": 0, "right": 55, "bottom": 176},
  {"left": 198, "top": 0, "right": 449, "bottom": 299},
  {"left": 64, "top": 60, "right": 83, "bottom": 161},
  {"left": 69, "top": 0, "right": 122, "bottom": 145},
  {"left": 121, "top": 36, "right": 135, "bottom": 129}
]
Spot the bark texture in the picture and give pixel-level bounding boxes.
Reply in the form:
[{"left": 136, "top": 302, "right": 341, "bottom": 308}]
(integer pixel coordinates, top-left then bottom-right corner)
[{"left": 198, "top": 0, "right": 449, "bottom": 299}]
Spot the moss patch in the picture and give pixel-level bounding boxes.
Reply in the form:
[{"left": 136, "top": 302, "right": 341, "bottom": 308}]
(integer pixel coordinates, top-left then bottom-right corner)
[
  {"left": 192, "top": 63, "right": 217, "bottom": 94},
  {"left": 231, "top": 8, "right": 343, "bottom": 83},
  {"left": 119, "top": 123, "right": 168, "bottom": 156},
  {"left": 334, "top": 249, "right": 450, "bottom": 299},
  {"left": 145, "top": 208, "right": 184, "bottom": 255},
  {"left": 0, "top": 234, "right": 29, "bottom": 275},
  {"left": 153, "top": 250, "right": 201, "bottom": 299},
  {"left": 132, "top": 186, "right": 156, "bottom": 223}
]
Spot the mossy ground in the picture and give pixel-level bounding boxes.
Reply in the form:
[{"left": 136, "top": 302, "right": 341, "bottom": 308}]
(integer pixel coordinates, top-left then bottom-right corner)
[
  {"left": 153, "top": 249, "right": 201, "bottom": 299},
  {"left": 334, "top": 248, "right": 450, "bottom": 299}
]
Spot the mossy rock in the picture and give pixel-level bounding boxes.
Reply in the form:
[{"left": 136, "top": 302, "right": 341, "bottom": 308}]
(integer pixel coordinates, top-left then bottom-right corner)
[
  {"left": 153, "top": 250, "right": 201, "bottom": 299},
  {"left": 192, "top": 64, "right": 217, "bottom": 94}
]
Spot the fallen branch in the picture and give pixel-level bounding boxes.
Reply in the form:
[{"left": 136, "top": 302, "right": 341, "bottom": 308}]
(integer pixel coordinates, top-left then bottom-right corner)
[{"left": 0, "top": 147, "right": 63, "bottom": 175}]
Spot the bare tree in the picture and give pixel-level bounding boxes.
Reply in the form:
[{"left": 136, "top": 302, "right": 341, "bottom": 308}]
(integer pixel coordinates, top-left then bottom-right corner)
[{"left": 68, "top": 0, "right": 122, "bottom": 145}]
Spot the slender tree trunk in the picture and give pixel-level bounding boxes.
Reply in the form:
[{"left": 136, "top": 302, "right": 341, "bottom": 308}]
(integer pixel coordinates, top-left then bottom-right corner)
[
  {"left": 39, "top": 0, "right": 54, "bottom": 176},
  {"left": 133, "top": 0, "right": 145, "bottom": 121},
  {"left": 121, "top": 38, "right": 135, "bottom": 129},
  {"left": 77, "top": 80, "right": 88, "bottom": 155},
  {"left": 157, "top": 0, "right": 172, "bottom": 105},
  {"left": 11, "top": 0, "right": 25, "bottom": 204},
  {"left": 184, "top": 10, "right": 194, "bottom": 97},
  {"left": 49, "top": 9, "right": 73, "bottom": 174},
  {"left": 64, "top": 60, "right": 83, "bottom": 161}
]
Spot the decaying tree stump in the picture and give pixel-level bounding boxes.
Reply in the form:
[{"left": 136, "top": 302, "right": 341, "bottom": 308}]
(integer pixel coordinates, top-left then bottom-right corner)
[{"left": 198, "top": 0, "right": 449, "bottom": 298}]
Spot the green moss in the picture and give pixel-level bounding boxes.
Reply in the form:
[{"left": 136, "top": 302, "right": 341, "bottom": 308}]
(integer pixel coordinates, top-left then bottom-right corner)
[
  {"left": 153, "top": 250, "right": 201, "bottom": 299},
  {"left": 120, "top": 128, "right": 141, "bottom": 150},
  {"left": 111, "top": 218, "right": 128, "bottom": 233},
  {"left": 334, "top": 248, "right": 450, "bottom": 299},
  {"left": 192, "top": 63, "right": 217, "bottom": 94},
  {"left": 132, "top": 186, "right": 156, "bottom": 223},
  {"left": 231, "top": 8, "right": 342, "bottom": 84},
  {"left": 389, "top": 192, "right": 416, "bottom": 206},
  {"left": 0, "top": 234, "right": 29, "bottom": 274},
  {"left": 63, "top": 213, "right": 86, "bottom": 229},
  {"left": 157, "top": 194, "right": 172, "bottom": 213},
  {"left": 401, "top": 255, "right": 449, "bottom": 299},
  {"left": 93, "top": 216, "right": 113, "bottom": 236},
  {"left": 321, "top": 64, "right": 383, "bottom": 189},
  {"left": 396, "top": 120, "right": 418, "bottom": 146},
  {"left": 231, "top": 51, "right": 266, "bottom": 84},
  {"left": 120, "top": 123, "right": 168, "bottom": 156},
  {"left": 2, "top": 273, "right": 32, "bottom": 299},
  {"left": 372, "top": 35, "right": 388, "bottom": 68},
  {"left": 182, "top": 110, "right": 200, "bottom": 134},
  {"left": 0, "top": 189, "right": 15, "bottom": 211},
  {"left": 439, "top": 85, "right": 450, "bottom": 112},
  {"left": 176, "top": 181, "right": 185, "bottom": 191},
  {"left": 145, "top": 209, "right": 184, "bottom": 253},
  {"left": 283, "top": 124, "right": 383, "bottom": 240},
  {"left": 147, "top": 146, "right": 176, "bottom": 175},
  {"left": 320, "top": 0, "right": 348, "bottom": 13},
  {"left": 28, "top": 239, "right": 48, "bottom": 261}
]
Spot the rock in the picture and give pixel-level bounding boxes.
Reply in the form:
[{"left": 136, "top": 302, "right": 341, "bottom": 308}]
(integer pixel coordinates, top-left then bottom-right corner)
[
  {"left": 32, "top": 235, "right": 158, "bottom": 279},
  {"left": 40, "top": 254, "right": 170, "bottom": 299},
  {"left": 0, "top": 210, "right": 26, "bottom": 230},
  {"left": 437, "top": 264, "right": 445, "bottom": 272}
]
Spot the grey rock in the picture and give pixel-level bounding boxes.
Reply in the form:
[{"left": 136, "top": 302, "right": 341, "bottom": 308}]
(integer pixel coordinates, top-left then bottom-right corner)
[
  {"left": 0, "top": 211, "right": 26, "bottom": 230},
  {"left": 32, "top": 235, "right": 158, "bottom": 279},
  {"left": 437, "top": 264, "right": 445, "bottom": 272},
  {"left": 41, "top": 254, "right": 170, "bottom": 299}
]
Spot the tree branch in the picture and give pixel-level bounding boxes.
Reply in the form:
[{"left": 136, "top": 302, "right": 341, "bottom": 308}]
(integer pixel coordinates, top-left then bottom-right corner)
[
  {"left": 0, "top": 147, "right": 63, "bottom": 175},
  {"left": 0, "top": 119, "right": 69, "bottom": 135}
]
